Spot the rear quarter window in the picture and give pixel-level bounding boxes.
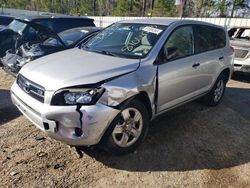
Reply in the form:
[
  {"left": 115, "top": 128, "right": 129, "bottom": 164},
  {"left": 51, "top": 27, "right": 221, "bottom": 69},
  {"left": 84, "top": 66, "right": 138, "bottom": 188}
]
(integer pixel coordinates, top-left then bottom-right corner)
[{"left": 194, "top": 25, "right": 226, "bottom": 54}]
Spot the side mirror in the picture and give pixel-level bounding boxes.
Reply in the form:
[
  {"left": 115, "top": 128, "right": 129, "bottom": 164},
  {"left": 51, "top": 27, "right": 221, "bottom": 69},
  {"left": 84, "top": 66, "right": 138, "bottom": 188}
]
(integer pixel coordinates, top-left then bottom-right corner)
[
  {"left": 164, "top": 47, "right": 178, "bottom": 61},
  {"left": 154, "top": 46, "right": 178, "bottom": 65}
]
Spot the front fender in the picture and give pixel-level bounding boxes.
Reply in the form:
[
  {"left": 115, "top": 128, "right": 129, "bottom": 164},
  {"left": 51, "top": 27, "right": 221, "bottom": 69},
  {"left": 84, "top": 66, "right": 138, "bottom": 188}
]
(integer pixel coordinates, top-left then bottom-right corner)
[{"left": 98, "top": 64, "right": 157, "bottom": 118}]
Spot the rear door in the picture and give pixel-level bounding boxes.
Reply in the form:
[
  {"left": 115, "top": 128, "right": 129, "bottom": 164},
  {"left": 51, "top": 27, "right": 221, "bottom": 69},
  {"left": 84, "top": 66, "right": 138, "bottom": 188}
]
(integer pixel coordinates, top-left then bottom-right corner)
[{"left": 193, "top": 25, "right": 227, "bottom": 91}]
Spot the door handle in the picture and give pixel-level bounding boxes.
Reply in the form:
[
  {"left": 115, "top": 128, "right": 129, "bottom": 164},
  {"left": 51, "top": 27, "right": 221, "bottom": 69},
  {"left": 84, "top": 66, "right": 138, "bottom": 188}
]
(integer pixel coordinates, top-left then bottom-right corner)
[
  {"left": 219, "top": 56, "right": 224, "bottom": 60},
  {"left": 192, "top": 63, "right": 200, "bottom": 68}
]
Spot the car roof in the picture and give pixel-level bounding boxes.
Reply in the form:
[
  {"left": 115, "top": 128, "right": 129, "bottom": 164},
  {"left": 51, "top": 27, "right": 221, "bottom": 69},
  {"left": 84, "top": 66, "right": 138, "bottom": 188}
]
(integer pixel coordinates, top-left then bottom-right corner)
[
  {"left": 16, "top": 15, "right": 93, "bottom": 22},
  {"left": 0, "top": 15, "right": 15, "bottom": 18},
  {"left": 119, "top": 18, "right": 180, "bottom": 26},
  {"left": 119, "top": 18, "right": 223, "bottom": 28}
]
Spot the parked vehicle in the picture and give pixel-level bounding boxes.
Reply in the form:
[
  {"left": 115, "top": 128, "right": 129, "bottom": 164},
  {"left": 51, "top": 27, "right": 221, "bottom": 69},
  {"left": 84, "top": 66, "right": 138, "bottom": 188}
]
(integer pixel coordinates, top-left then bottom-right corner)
[
  {"left": 11, "top": 19, "right": 234, "bottom": 155},
  {"left": 1, "top": 27, "right": 101, "bottom": 75},
  {"left": 0, "top": 15, "right": 95, "bottom": 59},
  {"left": 228, "top": 26, "right": 250, "bottom": 73},
  {"left": 0, "top": 15, "right": 14, "bottom": 27}
]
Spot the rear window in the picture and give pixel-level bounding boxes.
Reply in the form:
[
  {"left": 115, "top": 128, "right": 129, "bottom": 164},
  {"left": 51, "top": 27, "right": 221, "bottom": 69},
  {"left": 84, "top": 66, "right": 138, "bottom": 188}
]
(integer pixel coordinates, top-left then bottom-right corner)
[
  {"left": 59, "top": 29, "right": 91, "bottom": 46},
  {"left": 194, "top": 25, "right": 226, "bottom": 54}
]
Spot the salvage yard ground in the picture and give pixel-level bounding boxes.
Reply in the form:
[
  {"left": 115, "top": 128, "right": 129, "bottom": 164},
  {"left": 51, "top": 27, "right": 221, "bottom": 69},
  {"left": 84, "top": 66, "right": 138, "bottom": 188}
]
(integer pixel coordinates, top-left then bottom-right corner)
[{"left": 1, "top": 68, "right": 250, "bottom": 187}]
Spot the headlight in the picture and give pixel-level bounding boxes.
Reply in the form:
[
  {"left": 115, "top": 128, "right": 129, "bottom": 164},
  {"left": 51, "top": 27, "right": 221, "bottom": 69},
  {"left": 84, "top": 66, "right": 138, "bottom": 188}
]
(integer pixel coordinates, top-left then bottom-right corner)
[{"left": 51, "top": 88, "right": 105, "bottom": 106}]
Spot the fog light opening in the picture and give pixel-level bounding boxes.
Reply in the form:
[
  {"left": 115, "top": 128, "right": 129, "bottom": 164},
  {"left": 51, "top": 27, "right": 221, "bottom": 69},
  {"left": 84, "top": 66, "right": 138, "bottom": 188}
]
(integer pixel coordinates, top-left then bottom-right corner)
[
  {"left": 43, "top": 122, "right": 49, "bottom": 130},
  {"left": 75, "top": 128, "right": 83, "bottom": 137}
]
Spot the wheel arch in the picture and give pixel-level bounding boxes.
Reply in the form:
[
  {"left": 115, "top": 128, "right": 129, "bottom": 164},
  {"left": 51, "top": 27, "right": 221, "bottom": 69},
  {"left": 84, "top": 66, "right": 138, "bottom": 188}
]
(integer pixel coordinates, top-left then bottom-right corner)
[
  {"left": 133, "top": 92, "right": 153, "bottom": 120},
  {"left": 220, "top": 68, "right": 231, "bottom": 83},
  {"left": 112, "top": 91, "right": 153, "bottom": 120}
]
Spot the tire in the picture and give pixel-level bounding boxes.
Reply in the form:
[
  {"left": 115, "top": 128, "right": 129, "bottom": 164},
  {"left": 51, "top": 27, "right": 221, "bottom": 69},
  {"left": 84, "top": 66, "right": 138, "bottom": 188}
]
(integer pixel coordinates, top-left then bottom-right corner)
[
  {"left": 101, "top": 99, "right": 149, "bottom": 155},
  {"left": 203, "top": 74, "right": 227, "bottom": 106}
]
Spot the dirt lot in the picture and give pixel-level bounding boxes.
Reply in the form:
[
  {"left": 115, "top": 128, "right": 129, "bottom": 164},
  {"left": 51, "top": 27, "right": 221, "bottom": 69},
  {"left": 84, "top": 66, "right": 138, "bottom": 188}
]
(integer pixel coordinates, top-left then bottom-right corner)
[{"left": 1, "top": 69, "right": 250, "bottom": 188}]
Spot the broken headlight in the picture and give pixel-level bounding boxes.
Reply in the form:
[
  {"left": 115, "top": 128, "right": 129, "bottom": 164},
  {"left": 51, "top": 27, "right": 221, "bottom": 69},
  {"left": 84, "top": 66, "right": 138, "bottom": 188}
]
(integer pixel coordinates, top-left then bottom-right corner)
[{"left": 51, "top": 88, "right": 105, "bottom": 106}]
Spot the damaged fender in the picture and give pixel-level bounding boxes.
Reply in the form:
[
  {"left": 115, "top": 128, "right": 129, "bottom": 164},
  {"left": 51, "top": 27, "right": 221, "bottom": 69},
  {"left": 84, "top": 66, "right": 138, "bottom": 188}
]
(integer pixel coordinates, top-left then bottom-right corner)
[{"left": 99, "top": 62, "right": 158, "bottom": 119}]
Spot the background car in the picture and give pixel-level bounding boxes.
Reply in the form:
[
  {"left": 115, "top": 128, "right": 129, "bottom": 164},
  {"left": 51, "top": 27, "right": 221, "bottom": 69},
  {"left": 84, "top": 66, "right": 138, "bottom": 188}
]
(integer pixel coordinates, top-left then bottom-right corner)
[
  {"left": 228, "top": 26, "right": 250, "bottom": 73},
  {"left": 0, "top": 15, "right": 95, "bottom": 59},
  {"left": 1, "top": 27, "right": 101, "bottom": 75}
]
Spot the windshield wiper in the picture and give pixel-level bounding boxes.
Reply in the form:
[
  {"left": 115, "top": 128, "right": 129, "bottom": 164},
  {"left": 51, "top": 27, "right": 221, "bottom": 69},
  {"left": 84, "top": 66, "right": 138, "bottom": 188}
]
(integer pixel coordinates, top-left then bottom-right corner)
[
  {"left": 83, "top": 46, "right": 119, "bottom": 57},
  {"left": 99, "top": 50, "right": 119, "bottom": 57}
]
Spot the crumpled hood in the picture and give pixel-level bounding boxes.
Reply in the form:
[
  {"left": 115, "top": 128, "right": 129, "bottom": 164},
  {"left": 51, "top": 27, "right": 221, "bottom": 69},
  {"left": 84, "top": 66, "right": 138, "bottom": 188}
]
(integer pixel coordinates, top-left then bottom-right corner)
[
  {"left": 230, "top": 39, "right": 250, "bottom": 49},
  {"left": 20, "top": 48, "right": 140, "bottom": 91}
]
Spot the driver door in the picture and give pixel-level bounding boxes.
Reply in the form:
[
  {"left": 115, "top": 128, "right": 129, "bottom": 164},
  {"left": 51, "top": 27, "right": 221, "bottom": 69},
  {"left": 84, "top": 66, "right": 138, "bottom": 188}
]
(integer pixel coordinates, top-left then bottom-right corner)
[{"left": 157, "top": 25, "right": 206, "bottom": 112}]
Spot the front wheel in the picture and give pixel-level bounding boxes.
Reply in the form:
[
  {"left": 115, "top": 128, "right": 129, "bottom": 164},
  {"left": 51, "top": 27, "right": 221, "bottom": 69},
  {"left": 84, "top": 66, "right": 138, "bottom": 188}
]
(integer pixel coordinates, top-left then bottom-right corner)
[
  {"left": 203, "top": 74, "right": 227, "bottom": 106},
  {"left": 101, "top": 99, "right": 149, "bottom": 155}
]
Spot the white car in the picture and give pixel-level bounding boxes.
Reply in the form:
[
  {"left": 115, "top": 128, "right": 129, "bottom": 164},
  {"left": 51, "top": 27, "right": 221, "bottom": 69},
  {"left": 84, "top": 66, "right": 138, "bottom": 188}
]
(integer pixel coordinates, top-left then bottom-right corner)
[{"left": 229, "top": 27, "right": 250, "bottom": 73}]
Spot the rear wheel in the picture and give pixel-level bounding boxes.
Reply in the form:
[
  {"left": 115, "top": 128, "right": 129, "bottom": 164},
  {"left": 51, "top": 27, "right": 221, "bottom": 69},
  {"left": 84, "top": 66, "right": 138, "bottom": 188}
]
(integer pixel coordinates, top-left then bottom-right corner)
[
  {"left": 101, "top": 99, "right": 149, "bottom": 155},
  {"left": 203, "top": 74, "right": 227, "bottom": 106}
]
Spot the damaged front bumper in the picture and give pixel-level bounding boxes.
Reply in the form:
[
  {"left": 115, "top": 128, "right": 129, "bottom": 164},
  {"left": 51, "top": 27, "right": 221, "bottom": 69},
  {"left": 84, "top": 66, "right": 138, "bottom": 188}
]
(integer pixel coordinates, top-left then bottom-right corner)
[
  {"left": 1, "top": 52, "right": 21, "bottom": 76},
  {"left": 11, "top": 82, "right": 120, "bottom": 146}
]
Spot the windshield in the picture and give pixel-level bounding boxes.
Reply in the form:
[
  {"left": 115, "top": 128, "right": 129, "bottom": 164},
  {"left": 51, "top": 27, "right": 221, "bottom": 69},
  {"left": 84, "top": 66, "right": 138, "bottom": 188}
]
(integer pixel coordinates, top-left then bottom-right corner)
[
  {"left": 84, "top": 23, "right": 166, "bottom": 59},
  {"left": 8, "top": 20, "right": 27, "bottom": 35},
  {"left": 43, "top": 29, "right": 91, "bottom": 47},
  {"left": 229, "top": 28, "right": 250, "bottom": 41}
]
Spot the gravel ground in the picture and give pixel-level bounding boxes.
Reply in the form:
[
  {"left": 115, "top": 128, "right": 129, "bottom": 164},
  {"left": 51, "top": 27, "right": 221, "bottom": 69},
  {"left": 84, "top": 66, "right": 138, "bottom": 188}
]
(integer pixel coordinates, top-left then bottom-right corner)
[{"left": 1, "top": 69, "right": 250, "bottom": 188}]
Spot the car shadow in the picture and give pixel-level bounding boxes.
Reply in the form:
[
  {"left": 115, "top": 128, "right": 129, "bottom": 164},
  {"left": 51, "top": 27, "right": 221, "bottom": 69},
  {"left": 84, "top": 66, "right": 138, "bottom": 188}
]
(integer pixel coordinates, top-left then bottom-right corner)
[
  {"left": 82, "top": 87, "right": 250, "bottom": 172},
  {"left": 0, "top": 89, "right": 21, "bottom": 125}
]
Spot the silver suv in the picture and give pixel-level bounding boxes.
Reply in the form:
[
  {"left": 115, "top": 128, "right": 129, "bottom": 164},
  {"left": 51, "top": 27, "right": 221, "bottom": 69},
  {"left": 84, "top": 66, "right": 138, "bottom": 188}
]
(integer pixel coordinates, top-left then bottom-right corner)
[{"left": 11, "top": 19, "right": 234, "bottom": 155}]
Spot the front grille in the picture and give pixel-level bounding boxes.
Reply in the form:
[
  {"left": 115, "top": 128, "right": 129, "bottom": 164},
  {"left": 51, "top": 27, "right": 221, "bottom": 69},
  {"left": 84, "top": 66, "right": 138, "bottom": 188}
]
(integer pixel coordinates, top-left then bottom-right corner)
[
  {"left": 234, "top": 48, "right": 249, "bottom": 59},
  {"left": 17, "top": 74, "right": 45, "bottom": 103}
]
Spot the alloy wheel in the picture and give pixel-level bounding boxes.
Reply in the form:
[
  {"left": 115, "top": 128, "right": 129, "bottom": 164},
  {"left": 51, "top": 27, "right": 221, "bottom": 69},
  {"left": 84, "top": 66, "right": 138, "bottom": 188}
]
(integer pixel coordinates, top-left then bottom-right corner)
[{"left": 112, "top": 107, "right": 143, "bottom": 148}]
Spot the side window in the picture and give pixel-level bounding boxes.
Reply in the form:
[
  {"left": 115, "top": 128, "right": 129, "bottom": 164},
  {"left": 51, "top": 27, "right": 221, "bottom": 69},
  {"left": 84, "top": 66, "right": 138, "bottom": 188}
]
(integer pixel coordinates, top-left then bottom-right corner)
[
  {"left": 194, "top": 25, "right": 226, "bottom": 54},
  {"left": 214, "top": 27, "right": 226, "bottom": 48},
  {"left": 163, "top": 26, "right": 194, "bottom": 61},
  {"left": 34, "top": 19, "right": 54, "bottom": 31}
]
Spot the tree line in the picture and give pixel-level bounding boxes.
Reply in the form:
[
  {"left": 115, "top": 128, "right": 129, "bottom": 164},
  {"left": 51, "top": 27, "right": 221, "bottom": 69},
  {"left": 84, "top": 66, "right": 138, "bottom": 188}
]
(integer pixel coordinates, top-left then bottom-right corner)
[{"left": 0, "top": 0, "right": 249, "bottom": 18}]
